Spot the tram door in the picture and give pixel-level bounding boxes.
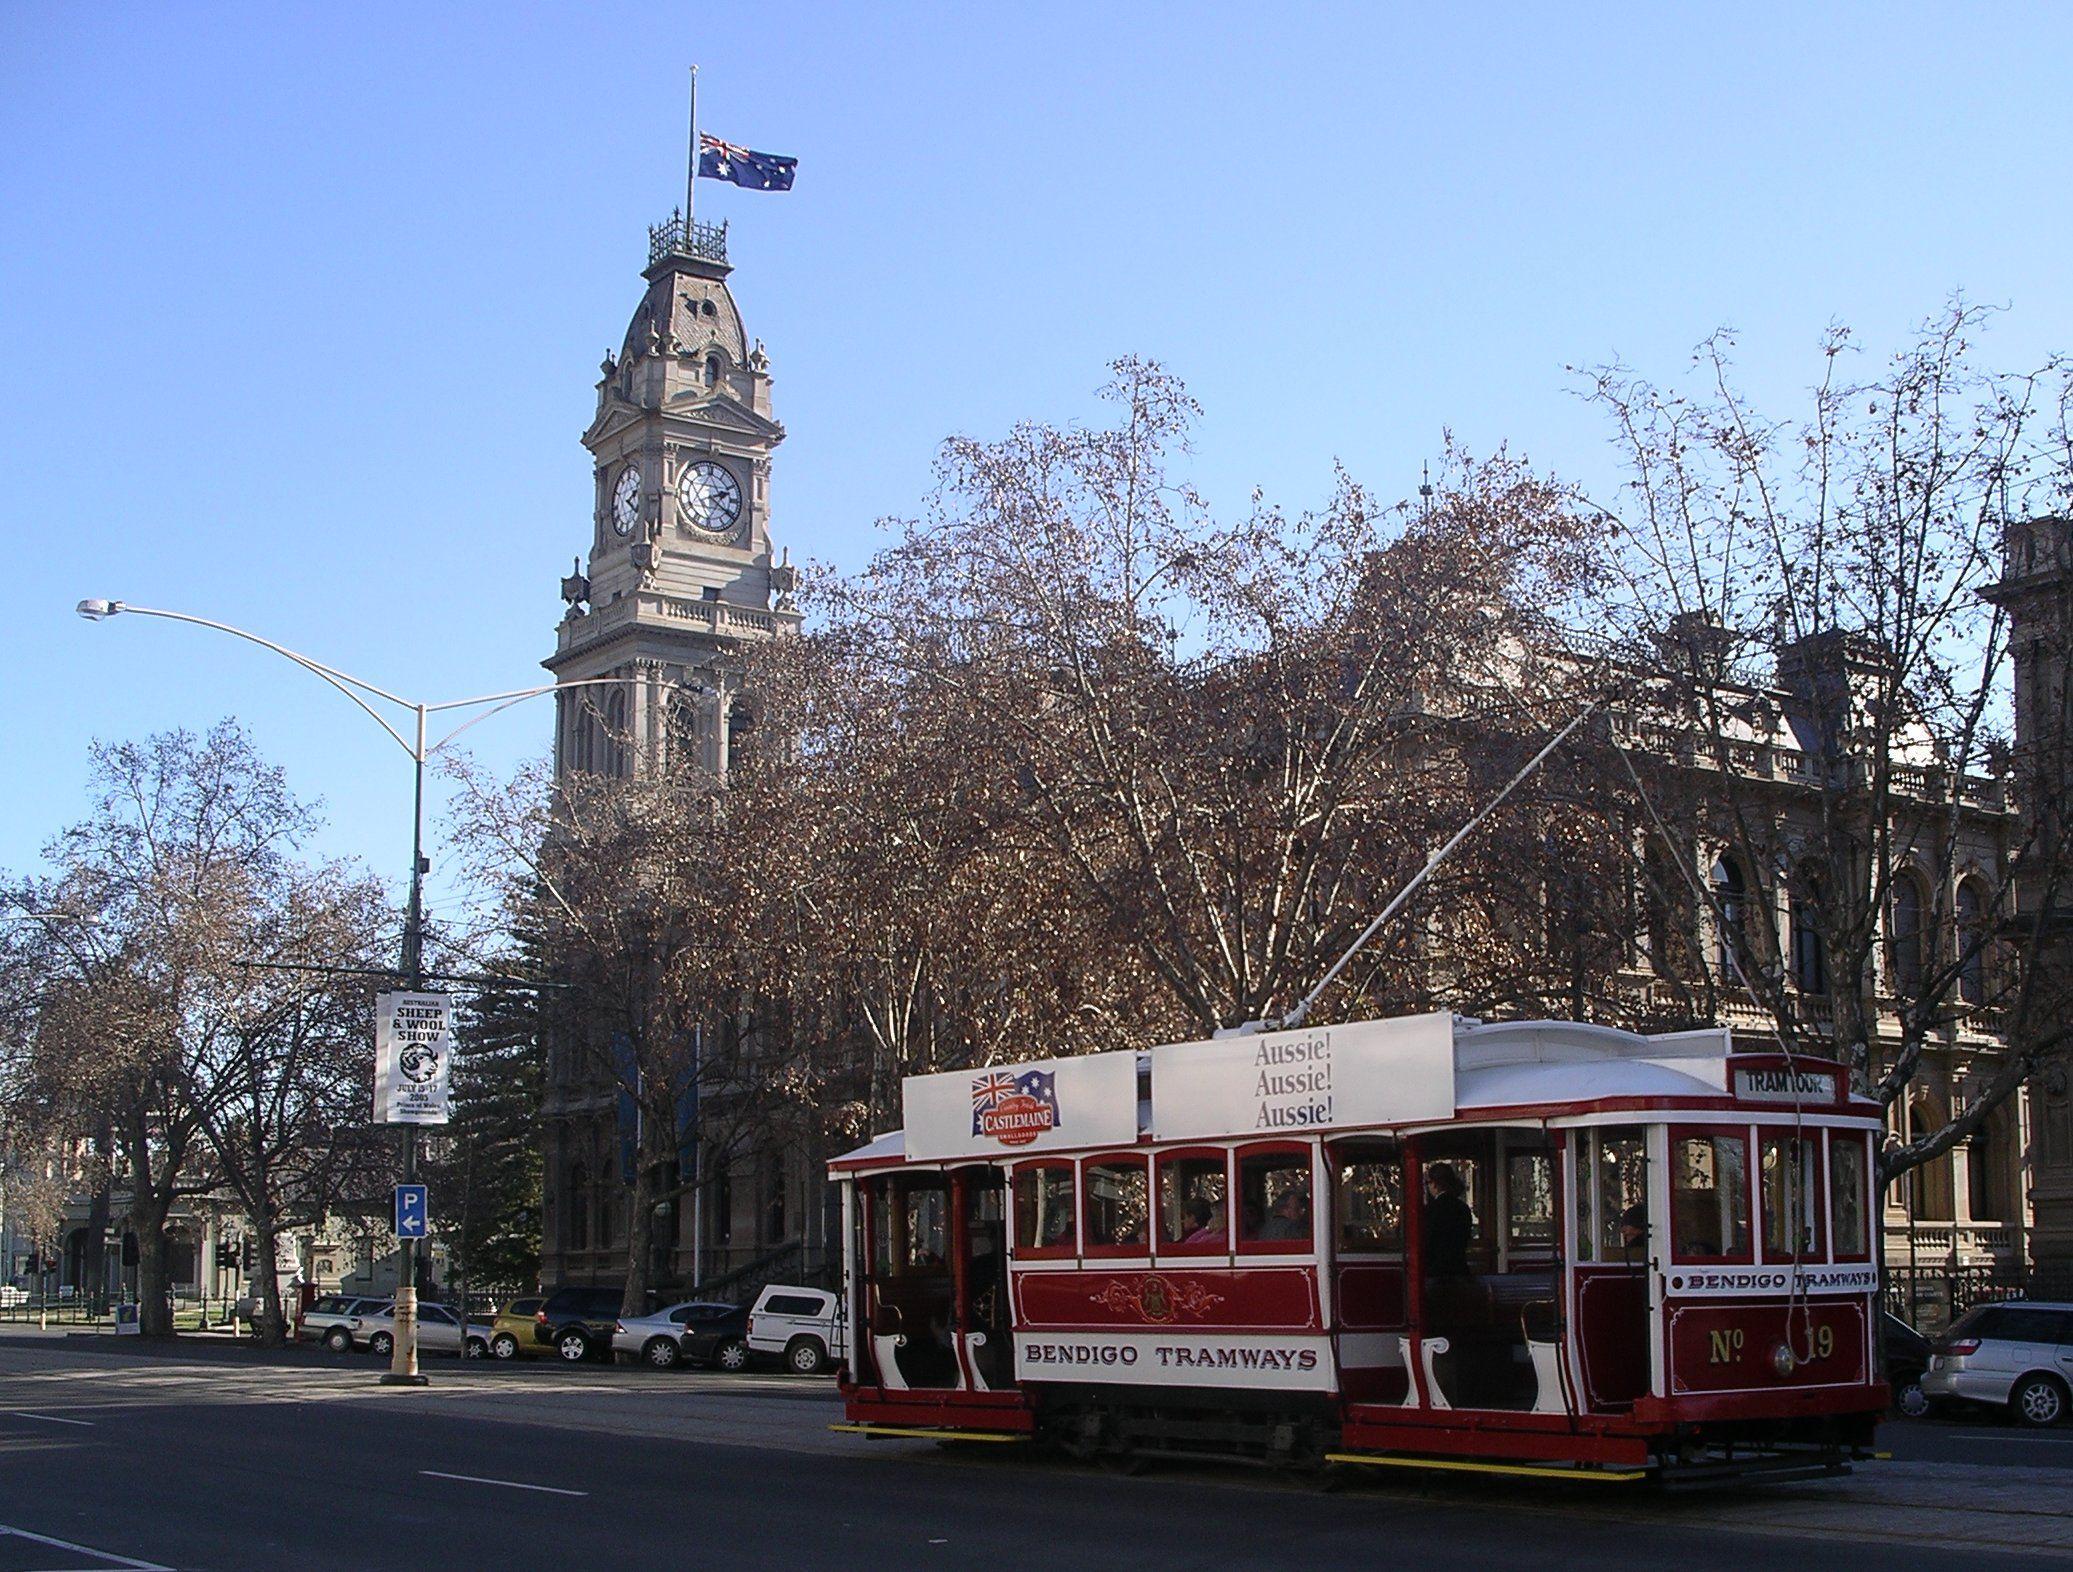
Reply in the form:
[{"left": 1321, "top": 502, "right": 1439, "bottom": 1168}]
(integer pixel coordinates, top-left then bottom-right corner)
[
  {"left": 955, "top": 1168, "right": 1014, "bottom": 1390},
  {"left": 865, "top": 1172, "right": 961, "bottom": 1389}
]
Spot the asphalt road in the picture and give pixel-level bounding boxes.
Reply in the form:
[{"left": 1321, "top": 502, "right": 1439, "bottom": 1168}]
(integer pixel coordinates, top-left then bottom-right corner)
[{"left": 0, "top": 1335, "right": 2067, "bottom": 1571}]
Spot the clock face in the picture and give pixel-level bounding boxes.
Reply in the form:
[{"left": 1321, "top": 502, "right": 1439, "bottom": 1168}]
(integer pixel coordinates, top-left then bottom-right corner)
[
  {"left": 678, "top": 460, "right": 743, "bottom": 535},
  {"left": 611, "top": 467, "right": 642, "bottom": 536}
]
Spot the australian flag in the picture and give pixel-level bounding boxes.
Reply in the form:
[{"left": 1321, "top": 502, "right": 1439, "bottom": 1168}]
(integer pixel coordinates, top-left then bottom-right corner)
[{"left": 699, "top": 132, "right": 797, "bottom": 192}]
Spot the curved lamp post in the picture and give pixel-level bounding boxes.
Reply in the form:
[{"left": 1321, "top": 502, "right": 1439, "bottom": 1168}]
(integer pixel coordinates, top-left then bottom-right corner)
[{"left": 77, "top": 598, "right": 606, "bottom": 1382}]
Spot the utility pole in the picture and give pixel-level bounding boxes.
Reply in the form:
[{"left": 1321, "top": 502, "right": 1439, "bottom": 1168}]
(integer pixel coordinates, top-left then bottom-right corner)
[
  {"left": 76, "top": 598, "right": 621, "bottom": 1383},
  {"left": 383, "top": 703, "right": 432, "bottom": 1385}
]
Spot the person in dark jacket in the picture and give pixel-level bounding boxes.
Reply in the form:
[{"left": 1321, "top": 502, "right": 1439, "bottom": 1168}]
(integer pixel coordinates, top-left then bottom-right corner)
[{"left": 1422, "top": 1163, "right": 1474, "bottom": 1279}]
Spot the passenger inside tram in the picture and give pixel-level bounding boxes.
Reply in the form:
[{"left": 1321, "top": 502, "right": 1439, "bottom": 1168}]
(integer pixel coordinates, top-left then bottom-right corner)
[{"left": 1415, "top": 1134, "right": 1558, "bottom": 1411}]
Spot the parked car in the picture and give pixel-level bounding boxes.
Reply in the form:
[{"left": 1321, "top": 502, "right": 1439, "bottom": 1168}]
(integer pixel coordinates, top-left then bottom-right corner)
[
  {"left": 351, "top": 1301, "right": 492, "bottom": 1359},
  {"left": 533, "top": 1284, "right": 630, "bottom": 1362},
  {"left": 488, "top": 1296, "right": 547, "bottom": 1361},
  {"left": 1881, "top": 1312, "right": 1934, "bottom": 1418},
  {"left": 1921, "top": 1300, "right": 2073, "bottom": 1427},
  {"left": 307, "top": 1295, "right": 393, "bottom": 1353},
  {"left": 746, "top": 1285, "right": 845, "bottom": 1376},
  {"left": 0, "top": 1285, "right": 29, "bottom": 1308},
  {"left": 614, "top": 1300, "right": 742, "bottom": 1369},
  {"left": 680, "top": 1301, "right": 752, "bottom": 1371}
]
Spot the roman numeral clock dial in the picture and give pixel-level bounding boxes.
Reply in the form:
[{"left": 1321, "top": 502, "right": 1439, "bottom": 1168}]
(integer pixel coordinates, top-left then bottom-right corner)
[
  {"left": 610, "top": 466, "right": 642, "bottom": 536},
  {"left": 677, "top": 460, "right": 742, "bottom": 536}
]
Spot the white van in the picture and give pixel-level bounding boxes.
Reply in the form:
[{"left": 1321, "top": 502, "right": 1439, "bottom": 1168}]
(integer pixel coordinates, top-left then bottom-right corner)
[{"left": 745, "top": 1284, "right": 845, "bottom": 1375}]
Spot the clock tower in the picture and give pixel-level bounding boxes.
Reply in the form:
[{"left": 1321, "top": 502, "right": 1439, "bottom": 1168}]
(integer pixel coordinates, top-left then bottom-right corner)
[
  {"left": 540, "top": 207, "right": 808, "bottom": 1292},
  {"left": 545, "top": 210, "right": 800, "bottom": 781}
]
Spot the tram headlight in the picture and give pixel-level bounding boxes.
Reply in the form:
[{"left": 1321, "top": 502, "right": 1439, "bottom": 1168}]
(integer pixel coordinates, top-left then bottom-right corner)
[{"left": 1769, "top": 1342, "right": 1797, "bottom": 1377}]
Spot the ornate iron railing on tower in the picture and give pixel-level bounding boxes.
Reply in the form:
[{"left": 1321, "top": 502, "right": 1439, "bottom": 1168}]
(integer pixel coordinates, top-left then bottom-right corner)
[{"left": 648, "top": 211, "right": 729, "bottom": 267}]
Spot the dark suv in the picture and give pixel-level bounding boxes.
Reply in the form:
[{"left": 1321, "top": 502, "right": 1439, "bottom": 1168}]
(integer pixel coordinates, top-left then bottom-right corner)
[{"left": 535, "top": 1285, "right": 628, "bottom": 1362}]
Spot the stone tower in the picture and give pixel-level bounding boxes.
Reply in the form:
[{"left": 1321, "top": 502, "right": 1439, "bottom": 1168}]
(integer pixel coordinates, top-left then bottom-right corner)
[
  {"left": 539, "top": 211, "right": 802, "bottom": 1291},
  {"left": 544, "top": 212, "right": 800, "bottom": 779},
  {"left": 1984, "top": 515, "right": 2073, "bottom": 1277}
]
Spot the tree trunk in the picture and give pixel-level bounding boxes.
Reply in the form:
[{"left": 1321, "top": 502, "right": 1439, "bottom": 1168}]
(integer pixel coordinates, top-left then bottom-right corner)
[
  {"left": 129, "top": 1189, "right": 174, "bottom": 1338},
  {"left": 621, "top": 1141, "right": 656, "bottom": 1321},
  {"left": 249, "top": 1201, "right": 287, "bottom": 1348},
  {"left": 82, "top": 1179, "right": 111, "bottom": 1312}
]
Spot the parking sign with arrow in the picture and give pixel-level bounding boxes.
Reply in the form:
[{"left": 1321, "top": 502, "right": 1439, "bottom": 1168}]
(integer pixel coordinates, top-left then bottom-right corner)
[{"left": 394, "top": 1184, "right": 429, "bottom": 1240}]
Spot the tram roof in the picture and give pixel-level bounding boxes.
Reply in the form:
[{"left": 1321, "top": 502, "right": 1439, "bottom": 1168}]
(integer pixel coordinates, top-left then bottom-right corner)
[{"left": 831, "top": 1014, "right": 1873, "bottom": 1170}]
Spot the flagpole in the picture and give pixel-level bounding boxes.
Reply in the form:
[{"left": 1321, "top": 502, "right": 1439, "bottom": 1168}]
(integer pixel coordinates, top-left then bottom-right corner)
[{"left": 685, "top": 65, "right": 699, "bottom": 225}]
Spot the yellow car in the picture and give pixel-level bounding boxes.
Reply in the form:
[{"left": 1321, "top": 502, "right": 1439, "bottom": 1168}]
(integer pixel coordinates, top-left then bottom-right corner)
[{"left": 487, "top": 1296, "right": 547, "bottom": 1360}]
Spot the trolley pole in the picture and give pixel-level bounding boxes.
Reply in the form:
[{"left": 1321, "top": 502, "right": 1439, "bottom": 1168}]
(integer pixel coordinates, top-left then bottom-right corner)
[{"left": 383, "top": 704, "right": 432, "bottom": 1387}]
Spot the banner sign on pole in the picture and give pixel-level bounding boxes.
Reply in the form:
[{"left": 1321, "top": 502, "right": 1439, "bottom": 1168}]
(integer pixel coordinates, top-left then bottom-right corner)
[
  {"left": 374, "top": 991, "right": 454, "bottom": 1125},
  {"left": 394, "top": 1184, "right": 430, "bottom": 1239}
]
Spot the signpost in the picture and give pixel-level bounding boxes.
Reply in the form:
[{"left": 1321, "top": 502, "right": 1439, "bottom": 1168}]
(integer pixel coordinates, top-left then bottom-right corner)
[{"left": 374, "top": 990, "right": 451, "bottom": 1385}]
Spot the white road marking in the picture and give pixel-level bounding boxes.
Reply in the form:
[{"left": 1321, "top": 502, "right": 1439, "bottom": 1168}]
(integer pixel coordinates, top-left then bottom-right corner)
[
  {"left": 0, "top": 1522, "right": 173, "bottom": 1569},
  {"left": 419, "top": 1469, "right": 588, "bottom": 1497},
  {"left": 0, "top": 1409, "right": 95, "bottom": 1425}
]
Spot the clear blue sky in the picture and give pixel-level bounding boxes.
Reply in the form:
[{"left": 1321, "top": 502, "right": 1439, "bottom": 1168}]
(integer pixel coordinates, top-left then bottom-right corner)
[{"left": 5, "top": 2, "right": 2070, "bottom": 926}]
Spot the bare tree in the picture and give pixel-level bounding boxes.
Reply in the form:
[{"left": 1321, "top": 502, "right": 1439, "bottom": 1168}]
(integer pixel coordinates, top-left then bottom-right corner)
[
  {"left": 1, "top": 723, "right": 367, "bottom": 1335},
  {"left": 1582, "top": 301, "right": 2073, "bottom": 1184},
  {"left": 813, "top": 360, "right": 1610, "bottom": 1039},
  {"left": 190, "top": 864, "right": 389, "bottom": 1344}
]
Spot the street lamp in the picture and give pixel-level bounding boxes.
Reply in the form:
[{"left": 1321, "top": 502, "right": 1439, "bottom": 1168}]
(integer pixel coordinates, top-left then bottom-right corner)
[{"left": 78, "top": 597, "right": 608, "bottom": 1383}]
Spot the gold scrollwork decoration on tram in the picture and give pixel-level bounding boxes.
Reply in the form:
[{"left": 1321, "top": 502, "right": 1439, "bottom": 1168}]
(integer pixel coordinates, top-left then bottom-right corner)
[{"left": 1089, "top": 1275, "right": 1227, "bottom": 1324}]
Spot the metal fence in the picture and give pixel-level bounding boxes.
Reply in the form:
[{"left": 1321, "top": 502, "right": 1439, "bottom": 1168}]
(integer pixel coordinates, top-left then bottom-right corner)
[{"left": 1884, "top": 1263, "right": 2073, "bottom": 1333}]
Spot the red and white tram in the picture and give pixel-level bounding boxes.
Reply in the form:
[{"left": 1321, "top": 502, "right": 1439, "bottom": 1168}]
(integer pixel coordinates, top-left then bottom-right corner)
[{"left": 830, "top": 1012, "right": 1888, "bottom": 1482}]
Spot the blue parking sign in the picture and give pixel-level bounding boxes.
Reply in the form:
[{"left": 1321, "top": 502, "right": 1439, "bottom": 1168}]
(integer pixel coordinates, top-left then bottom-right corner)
[{"left": 394, "top": 1184, "right": 429, "bottom": 1239}]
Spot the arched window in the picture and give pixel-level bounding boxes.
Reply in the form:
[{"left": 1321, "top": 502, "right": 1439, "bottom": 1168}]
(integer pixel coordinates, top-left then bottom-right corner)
[
  {"left": 725, "top": 703, "right": 754, "bottom": 775},
  {"left": 1643, "top": 841, "right": 1692, "bottom": 979},
  {"left": 604, "top": 687, "right": 628, "bottom": 777},
  {"left": 565, "top": 1162, "right": 589, "bottom": 1251},
  {"left": 1790, "top": 865, "right": 1827, "bottom": 996},
  {"left": 1907, "top": 1098, "right": 1954, "bottom": 1222},
  {"left": 1890, "top": 874, "right": 1925, "bottom": 996},
  {"left": 705, "top": 355, "right": 721, "bottom": 387},
  {"left": 1712, "top": 855, "right": 1749, "bottom": 977},
  {"left": 1956, "top": 879, "right": 1988, "bottom": 1005}
]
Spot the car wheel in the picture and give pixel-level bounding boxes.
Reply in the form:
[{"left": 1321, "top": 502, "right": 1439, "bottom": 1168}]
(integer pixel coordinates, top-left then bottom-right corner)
[
  {"left": 644, "top": 1337, "right": 681, "bottom": 1370},
  {"left": 786, "top": 1336, "right": 827, "bottom": 1376},
  {"left": 369, "top": 1331, "right": 394, "bottom": 1358},
  {"left": 556, "top": 1329, "right": 591, "bottom": 1362},
  {"left": 2011, "top": 1374, "right": 2069, "bottom": 1428},
  {"left": 465, "top": 1337, "right": 487, "bottom": 1360},
  {"left": 1894, "top": 1379, "right": 1930, "bottom": 1419},
  {"left": 714, "top": 1338, "right": 750, "bottom": 1373},
  {"left": 322, "top": 1326, "right": 352, "bottom": 1354},
  {"left": 490, "top": 1332, "right": 520, "bottom": 1360}
]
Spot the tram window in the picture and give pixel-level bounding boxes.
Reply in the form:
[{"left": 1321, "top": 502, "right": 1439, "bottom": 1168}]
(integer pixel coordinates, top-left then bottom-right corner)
[
  {"left": 1158, "top": 1153, "right": 1228, "bottom": 1251},
  {"left": 1589, "top": 1127, "right": 1647, "bottom": 1260},
  {"left": 1084, "top": 1158, "right": 1150, "bottom": 1253},
  {"left": 1760, "top": 1133, "right": 1822, "bottom": 1259},
  {"left": 1670, "top": 1130, "right": 1750, "bottom": 1260},
  {"left": 872, "top": 1177, "right": 949, "bottom": 1275},
  {"left": 1238, "top": 1150, "right": 1312, "bottom": 1247},
  {"left": 1012, "top": 1163, "right": 1077, "bottom": 1254},
  {"left": 1829, "top": 1133, "right": 1870, "bottom": 1258},
  {"left": 1335, "top": 1146, "right": 1403, "bottom": 1253},
  {"left": 1505, "top": 1149, "right": 1555, "bottom": 1252}
]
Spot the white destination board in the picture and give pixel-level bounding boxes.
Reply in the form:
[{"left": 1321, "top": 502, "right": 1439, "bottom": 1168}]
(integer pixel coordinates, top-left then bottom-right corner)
[
  {"left": 1150, "top": 1012, "right": 1456, "bottom": 1142},
  {"left": 1732, "top": 1066, "right": 1835, "bottom": 1104},
  {"left": 903, "top": 1050, "right": 1139, "bottom": 1162},
  {"left": 374, "top": 991, "right": 454, "bottom": 1126}
]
